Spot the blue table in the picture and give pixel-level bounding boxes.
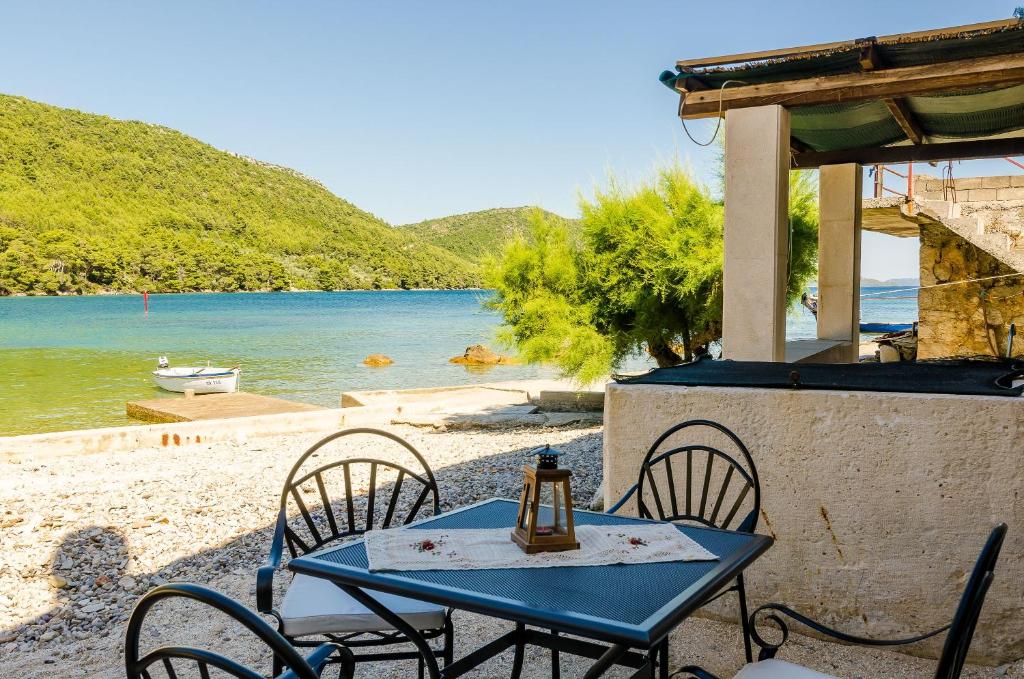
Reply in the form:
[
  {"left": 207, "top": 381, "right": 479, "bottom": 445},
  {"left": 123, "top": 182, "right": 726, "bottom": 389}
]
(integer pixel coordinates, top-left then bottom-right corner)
[{"left": 288, "top": 498, "right": 772, "bottom": 678}]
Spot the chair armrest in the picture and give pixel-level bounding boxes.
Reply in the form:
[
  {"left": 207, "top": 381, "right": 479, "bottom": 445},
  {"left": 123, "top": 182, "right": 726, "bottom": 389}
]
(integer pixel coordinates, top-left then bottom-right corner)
[
  {"left": 671, "top": 666, "right": 720, "bottom": 679},
  {"left": 606, "top": 483, "right": 638, "bottom": 515},
  {"left": 256, "top": 564, "right": 277, "bottom": 613},
  {"left": 274, "top": 643, "right": 354, "bottom": 679},
  {"left": 257, "top": 508, "right": 289, "bottom": 613},
  {"left": 750, "top": 603, "right": 950, "bottom": 660}
]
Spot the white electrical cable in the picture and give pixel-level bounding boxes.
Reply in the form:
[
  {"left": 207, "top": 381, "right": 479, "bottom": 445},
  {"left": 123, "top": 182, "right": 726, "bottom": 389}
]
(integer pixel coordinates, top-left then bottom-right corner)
[{"left": 859, "top": 272, "right": 1024, "bottom": 298}]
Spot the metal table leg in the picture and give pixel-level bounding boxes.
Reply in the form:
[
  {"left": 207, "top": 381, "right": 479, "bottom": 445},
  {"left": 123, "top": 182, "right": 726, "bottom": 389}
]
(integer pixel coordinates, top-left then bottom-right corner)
[
  {"left": 334, "top": 582, "right": 655, "bottom": 679},
  {"left": 551, "top": 629, "right": 561, "bottom": 679},
  {"left": 510, "top": 622, "right": 527, "bottom": 679},
  {"left": 337, "top": 583, "right": 442, "bottom": 679},
  {"left": 581, "top": 643, "right": 630, "bottom": 679}
]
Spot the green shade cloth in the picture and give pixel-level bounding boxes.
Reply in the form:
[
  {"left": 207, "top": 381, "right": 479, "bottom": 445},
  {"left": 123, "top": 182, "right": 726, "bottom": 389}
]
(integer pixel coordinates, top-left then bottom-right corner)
[{"left": 661, "top": 22, "right": 1024, "bottom": 152}]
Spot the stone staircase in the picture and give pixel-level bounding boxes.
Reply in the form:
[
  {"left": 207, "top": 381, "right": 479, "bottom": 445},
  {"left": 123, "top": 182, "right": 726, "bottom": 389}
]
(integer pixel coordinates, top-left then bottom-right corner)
[
  {"left": 863, "top": 193, "right": 1024, "bottom": 275},
  {"left": 913, "top": 198, "right": 1024, "bottom": 274}
]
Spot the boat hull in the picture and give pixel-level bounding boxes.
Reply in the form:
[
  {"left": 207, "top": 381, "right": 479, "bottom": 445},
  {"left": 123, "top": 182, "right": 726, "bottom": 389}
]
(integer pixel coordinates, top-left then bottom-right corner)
[
  {"left": 860, "top": 322, "right": 915, "bottom": 334},
  {"left": 152, "top": 368, "right": 240, "bottom": 394}
]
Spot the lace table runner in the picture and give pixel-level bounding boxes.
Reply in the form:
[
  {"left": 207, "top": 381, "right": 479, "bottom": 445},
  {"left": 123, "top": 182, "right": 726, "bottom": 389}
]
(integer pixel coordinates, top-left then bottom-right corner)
[{"left": 364, "top": 523, "right": 717, "bottom": 572}]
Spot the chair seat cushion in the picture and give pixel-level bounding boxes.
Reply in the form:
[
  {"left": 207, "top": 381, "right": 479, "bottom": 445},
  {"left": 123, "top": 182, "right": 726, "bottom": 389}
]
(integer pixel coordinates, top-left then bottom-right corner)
[
  {"left": 280, "top": 573, "right": 447, "bottom": 636},
  {"left": 734, "top": 659, "right": 839, "bottom": 679}
]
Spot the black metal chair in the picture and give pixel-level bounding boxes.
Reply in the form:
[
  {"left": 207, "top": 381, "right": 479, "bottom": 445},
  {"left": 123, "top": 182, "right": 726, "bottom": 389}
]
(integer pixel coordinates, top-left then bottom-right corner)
[
  {"left": 675, "top": 523, "right": 1008, "bottom": 679},
  {"left": 257, "top": 428, "right": 453, "bottom": 678},
  {"left": 125, "top": 582, "right": 353, "bottom": 679},
  {"left": 605, "top": 419, "right": 762, "bottom": 675}
]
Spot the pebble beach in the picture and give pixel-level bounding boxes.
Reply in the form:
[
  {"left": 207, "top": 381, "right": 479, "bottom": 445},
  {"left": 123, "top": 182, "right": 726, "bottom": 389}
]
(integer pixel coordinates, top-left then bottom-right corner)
[{"left": 1, "top": 424, "right": 1019, "bottom": 678}]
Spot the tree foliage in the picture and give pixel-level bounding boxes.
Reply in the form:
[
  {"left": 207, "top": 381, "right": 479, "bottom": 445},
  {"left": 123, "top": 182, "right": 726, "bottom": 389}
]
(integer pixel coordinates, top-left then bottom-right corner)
[
  {"left": 484, "top": 165, "right": 819, "bottom": 382},
  {"left": 0, "top": 94, "right": 477, "bottom": 295}
]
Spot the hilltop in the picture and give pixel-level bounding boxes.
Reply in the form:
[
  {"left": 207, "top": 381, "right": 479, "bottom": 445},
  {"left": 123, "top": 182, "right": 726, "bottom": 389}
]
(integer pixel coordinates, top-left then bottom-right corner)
[
  {"left": 0, "top": 94, "right": 478, "bottom": 294},
  {"left": 401, "top": 207, "right": 580, "bottom": 263}
]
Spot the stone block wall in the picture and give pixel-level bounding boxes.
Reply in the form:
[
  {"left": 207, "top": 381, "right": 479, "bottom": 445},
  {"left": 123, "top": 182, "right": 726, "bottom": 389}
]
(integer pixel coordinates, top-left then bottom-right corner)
[
  {"left": 915, "top": 175, "right": 1024, "bottom": 245},
  {"left": 917, "top": 221, "right": 1024, "bottom": 359},
  {"left": 915, "top": 174, "right": 1024, "bottom": 201},
  {"left": 604, "top": 383, "right": 1024, "bottom": 665}
]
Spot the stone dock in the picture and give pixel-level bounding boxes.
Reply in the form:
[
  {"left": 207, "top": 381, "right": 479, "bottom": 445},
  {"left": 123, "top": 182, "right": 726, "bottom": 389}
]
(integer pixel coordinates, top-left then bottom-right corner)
[{"left": 125, "top": 392, "right": 326, "bottom": 424}]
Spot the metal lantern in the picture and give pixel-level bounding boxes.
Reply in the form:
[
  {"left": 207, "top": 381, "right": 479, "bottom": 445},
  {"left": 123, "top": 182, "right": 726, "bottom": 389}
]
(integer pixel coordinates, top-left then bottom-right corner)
[{"left": 511, "top": 445, "right": 580, "bottom": 553}]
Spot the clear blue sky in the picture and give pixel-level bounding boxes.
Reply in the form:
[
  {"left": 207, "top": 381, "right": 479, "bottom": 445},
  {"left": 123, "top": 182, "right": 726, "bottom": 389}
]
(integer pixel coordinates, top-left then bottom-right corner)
[{"left": 3, "top": 1, "right": 1021, "bottom": 279}]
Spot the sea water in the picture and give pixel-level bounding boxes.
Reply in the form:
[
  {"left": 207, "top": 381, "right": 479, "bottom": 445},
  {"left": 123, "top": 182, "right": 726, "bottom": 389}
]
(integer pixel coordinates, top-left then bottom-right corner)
[{"left": 0, "top": 289, "right": 916, "bottom": 435}]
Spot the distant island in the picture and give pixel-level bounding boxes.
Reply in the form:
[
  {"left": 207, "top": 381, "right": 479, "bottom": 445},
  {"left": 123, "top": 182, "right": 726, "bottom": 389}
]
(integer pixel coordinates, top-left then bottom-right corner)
[
  {"left": 806, "top": 277, "right": 919, "bottom": 289},
  {"left": 860, "top": 277, "right": 919, "bottom": 288},
  {"left": 0, "top": 94, "right": 576, "bottom": 296}
]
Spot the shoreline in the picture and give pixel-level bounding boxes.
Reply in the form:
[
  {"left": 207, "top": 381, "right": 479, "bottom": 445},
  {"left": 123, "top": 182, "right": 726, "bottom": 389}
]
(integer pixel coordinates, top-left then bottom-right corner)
[
  {"left": 0, "top": 424, "right": 604, "bottom": 677},
  {"left": 1, "top": 287, "right": 490, "bottom": 299},
  {"left": 0, "top": 378, "right": 596, "bottom": 457},
  {"left": 1, "top": 282, "right": 918, "bottom": 299}
]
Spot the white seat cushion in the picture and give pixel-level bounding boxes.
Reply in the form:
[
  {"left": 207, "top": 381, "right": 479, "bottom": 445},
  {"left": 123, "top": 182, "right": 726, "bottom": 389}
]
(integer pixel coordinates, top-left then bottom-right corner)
[
  {"left": 734, "top": 659, "right": 839, "bottom": 679},
  {"left": 279, "top": 573, "right": 447, "bottom": 636}
]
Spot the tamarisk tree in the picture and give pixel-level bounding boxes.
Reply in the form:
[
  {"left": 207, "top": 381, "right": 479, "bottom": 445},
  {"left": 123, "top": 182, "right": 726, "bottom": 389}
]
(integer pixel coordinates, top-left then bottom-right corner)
[{"left": 484, "top": 165, "right": 818, "bottom": 383}]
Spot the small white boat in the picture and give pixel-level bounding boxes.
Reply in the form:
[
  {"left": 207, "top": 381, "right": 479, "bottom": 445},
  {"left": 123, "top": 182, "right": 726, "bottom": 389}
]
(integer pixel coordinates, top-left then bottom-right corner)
[{"left": 152, "top": 359, "right": 241, "bottom": 394}]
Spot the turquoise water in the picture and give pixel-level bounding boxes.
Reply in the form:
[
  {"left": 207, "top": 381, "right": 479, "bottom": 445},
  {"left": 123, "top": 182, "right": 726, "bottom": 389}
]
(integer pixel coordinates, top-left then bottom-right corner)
[
  {"left": 0, "top": 289, "right": 916, "bottom": 435},
  {"left": 789, "top": 286, "right": 918, "bottom": 339}
]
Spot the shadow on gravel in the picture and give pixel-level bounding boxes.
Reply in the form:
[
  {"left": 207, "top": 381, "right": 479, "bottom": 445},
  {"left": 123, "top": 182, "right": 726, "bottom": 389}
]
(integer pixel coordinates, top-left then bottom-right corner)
[{"left": 2, "top": 428, "right": 603, "bottom": 677}]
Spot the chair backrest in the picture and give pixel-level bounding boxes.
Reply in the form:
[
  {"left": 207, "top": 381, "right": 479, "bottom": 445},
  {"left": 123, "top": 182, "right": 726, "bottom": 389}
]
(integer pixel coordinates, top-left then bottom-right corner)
[
  {"left": 125, "top": 583, "right": 323, "bottom": 679},
  {"left": 278, "top": 428, "right": 440, "bottom": 557},
  {"left": 635, "top": 419, "right": 761, "bottom": 533},
  {"left": 934, "top": 523, "right": 1007, "bottom": 679}
]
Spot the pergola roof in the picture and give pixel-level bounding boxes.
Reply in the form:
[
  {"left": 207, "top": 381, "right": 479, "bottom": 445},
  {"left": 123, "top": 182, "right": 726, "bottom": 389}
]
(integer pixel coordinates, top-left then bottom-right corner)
[{"left": 661, "top": 19, "right": 1024, "bottom": 167}]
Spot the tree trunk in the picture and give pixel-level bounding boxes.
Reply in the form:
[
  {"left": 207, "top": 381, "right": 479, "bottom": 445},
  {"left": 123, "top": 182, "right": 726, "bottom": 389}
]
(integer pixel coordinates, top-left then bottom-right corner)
[
  {"left": 681, "top": 315, "right": 693, "bottom": 362},
  {"left": 648, "top": 337, "right": 683, "bottom": 368}
]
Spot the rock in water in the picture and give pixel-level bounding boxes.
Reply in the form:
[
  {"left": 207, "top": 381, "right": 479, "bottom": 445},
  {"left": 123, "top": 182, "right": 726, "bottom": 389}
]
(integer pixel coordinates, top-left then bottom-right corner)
[
  {"left": 362, "top": 354, "right": 394, "bottom": 367},
  {"left": 449, "top": 344, "right": 519, "bottom": 365}
]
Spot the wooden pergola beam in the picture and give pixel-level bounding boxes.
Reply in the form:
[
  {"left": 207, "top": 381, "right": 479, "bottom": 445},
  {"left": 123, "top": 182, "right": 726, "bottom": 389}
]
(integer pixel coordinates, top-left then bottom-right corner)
[
  {"left": 675, "top": 18, "right": 1019, "bottom": 69},
  {"left": 673, "top": 74, "right": 712, "bottom": 93},
  {"left": 858, "top": 41, "right": 881, "bottom": 71},
  {"left": 854, "top": 45, "right": 926, "bottom": 146},
  {"left": 883, "top": 97, "right": 925, "bottom": 144},
  {"left": 677, "top": 52, "right": 1024, "bottom": 118},
  {"left": 791, "top": 136, "right": 1024, "bottom": 168}
]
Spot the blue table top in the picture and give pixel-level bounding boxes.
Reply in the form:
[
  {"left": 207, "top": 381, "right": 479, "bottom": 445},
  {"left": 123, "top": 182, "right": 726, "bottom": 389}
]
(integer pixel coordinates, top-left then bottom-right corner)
[{"left": 288, "top": 498, "right": 772, "bottom": 647}]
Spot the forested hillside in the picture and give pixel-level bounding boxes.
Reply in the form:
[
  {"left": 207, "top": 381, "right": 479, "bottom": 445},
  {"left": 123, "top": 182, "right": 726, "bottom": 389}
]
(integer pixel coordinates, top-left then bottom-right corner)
[
  {"left": 401, "top": 207, "right": 580, "bottom": 263},
  {"left": 0, "top": 94, "right": 478, "bottom": 294}
]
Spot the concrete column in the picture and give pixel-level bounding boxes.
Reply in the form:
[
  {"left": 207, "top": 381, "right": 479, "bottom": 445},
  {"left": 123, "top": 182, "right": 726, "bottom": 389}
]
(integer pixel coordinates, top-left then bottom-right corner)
[
  {"left": 722, "top": 105, "right": 790, "bottom": 361},
  {"left": 816, "top": 163, "right": 862, "bottom": 362}
]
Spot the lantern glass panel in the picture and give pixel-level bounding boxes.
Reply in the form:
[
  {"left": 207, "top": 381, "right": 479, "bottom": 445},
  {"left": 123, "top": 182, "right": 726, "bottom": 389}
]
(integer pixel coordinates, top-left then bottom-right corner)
[
  {"left": 537, "top": 480, "right": 568, "bottom": 534},
  {"left": 517, "top": 481, "right": 532, "bottom": 530}
]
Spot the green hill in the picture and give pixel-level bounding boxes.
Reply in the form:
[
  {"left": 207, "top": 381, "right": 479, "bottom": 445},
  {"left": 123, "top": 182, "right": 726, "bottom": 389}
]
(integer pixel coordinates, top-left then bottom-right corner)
[
  {"left": 0, "top": 94, "right": 478, "bottom": 294},
  {"left": 401, "top": 207, "right": 580, "bottom": 263}
]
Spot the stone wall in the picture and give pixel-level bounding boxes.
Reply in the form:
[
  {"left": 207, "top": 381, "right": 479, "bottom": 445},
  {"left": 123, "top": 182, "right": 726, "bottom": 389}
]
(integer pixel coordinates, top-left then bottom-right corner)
[
  {"left": 917, "top": 221, "right": 1024, "bottom": 359},
  {"left": 909, "top": 174, "right": 1024, "bottom": 359},
  {"left": 603, "top": 383, "right": 1024, "bottom": 665},
  {"left": 915, "top": 175, "right": 1024, "bottom": 245},
  {"left": 915, "top": 174, "right": 1024, "bottom": 203}
]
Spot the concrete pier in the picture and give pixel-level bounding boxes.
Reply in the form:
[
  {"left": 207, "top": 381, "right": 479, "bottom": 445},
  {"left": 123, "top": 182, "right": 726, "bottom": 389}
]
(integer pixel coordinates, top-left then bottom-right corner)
[{"left": 126, "top": 392, "right": 325, "bottom": 424}]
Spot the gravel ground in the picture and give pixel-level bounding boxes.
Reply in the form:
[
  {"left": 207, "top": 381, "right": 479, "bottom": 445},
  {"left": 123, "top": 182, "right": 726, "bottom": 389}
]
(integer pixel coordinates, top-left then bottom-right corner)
[{"left": 1, "top": 424, "right": 1019, "bottom": 678}]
